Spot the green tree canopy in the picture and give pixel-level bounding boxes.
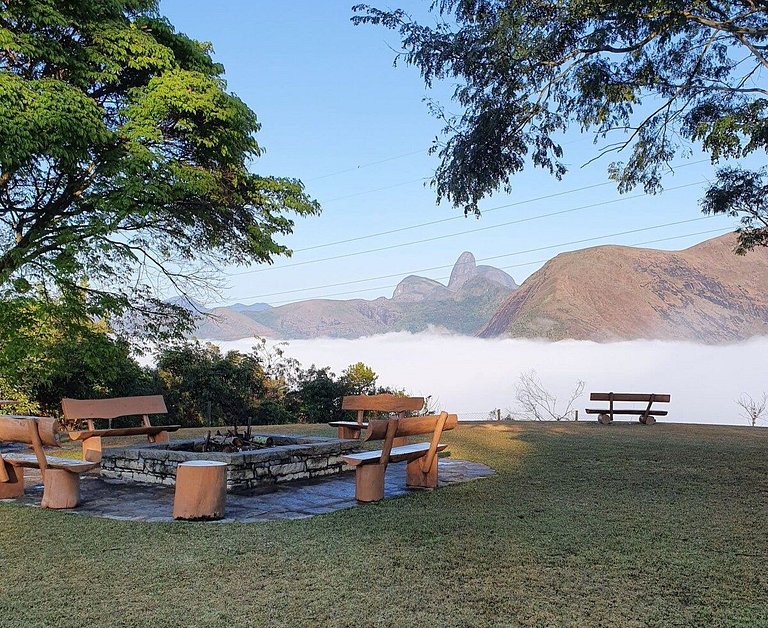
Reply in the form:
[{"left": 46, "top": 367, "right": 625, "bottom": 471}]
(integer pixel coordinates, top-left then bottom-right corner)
[
  {"left": 0, "top": 0, "right": 319, "bottom": 341},
  {"left": 341, "top": 361, "right": 378, "bottom": 395},
  {"left": 353, "top": 1, "right": 768, "bottom": 251}
]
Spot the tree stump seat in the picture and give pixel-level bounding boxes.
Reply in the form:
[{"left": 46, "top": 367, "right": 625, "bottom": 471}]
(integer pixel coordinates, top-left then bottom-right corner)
[{"left": 173, "top": 460, "right": 227, "bottom": 521}]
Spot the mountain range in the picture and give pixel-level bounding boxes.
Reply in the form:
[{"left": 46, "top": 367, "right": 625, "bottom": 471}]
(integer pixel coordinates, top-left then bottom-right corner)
[
  {"left": 191, "top": 234, "right": 768, "bottom": 343},
  {"left": 194, "top": 252, "right": 518, "bottom": 340}
]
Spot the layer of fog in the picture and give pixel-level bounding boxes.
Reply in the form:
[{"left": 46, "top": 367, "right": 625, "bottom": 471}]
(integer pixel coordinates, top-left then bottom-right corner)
[{"left": 208, "top": 333, "right": 768, "bottom": 426}]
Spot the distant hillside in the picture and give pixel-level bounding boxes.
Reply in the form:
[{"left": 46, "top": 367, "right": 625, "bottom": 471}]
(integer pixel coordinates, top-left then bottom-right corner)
[
  {"left": 480, "top": 234, "right": 768, "bottom": 343},
  {"left": 193, "top": 252, "right": 517, "bottom": 340}
]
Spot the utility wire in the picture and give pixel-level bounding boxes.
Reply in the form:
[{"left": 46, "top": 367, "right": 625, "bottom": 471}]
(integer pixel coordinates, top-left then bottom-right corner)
[
  {"left": 222, "top": 222, "right": 728, "bottom": 306},
  {"left": 306, "top": 147, "right": 431, "bottom": 182},
  {"left": 232, "top": 179, "right": 708, "bottom": 276},
  {"left": 322, "top": 176, "right": 431, "bottom": 203},
  {"left": 295, "top": 157, "right": 710, "bottom": 253}
]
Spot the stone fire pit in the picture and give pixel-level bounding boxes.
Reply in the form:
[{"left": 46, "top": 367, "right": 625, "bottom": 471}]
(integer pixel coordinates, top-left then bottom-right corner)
[{"left": 100, "top": 434, "right": 359, "bottom": 492}]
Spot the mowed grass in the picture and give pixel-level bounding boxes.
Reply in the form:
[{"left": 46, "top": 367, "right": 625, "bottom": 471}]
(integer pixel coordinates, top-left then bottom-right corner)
[{"left": 1, "top": 422, "right": 767, "bottom": 627}]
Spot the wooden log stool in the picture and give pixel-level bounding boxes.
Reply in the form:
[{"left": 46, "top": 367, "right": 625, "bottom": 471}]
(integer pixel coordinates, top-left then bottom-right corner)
[{"left": 172, "top": 460, "right": 227, "bottom": 521}]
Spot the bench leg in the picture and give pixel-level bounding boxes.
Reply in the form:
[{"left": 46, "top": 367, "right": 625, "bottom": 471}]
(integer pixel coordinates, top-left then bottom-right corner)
[
  {"left": 82, "top": 436, "right": 103, "bottom": 463},
  {"left": 149, "top": 430, "right": 170, "bottom": 444},
  {"left": 41, "top": 469, "right": 81, "bottom": 509},
  {"left": 354, "top": 463, "right": 386, "bottom": 502},
  {"left": 406, "top": 455, "right": 438, "bottom": 489},
  {"left": 338, "top": 426, "right": 360, "bottom": 439},
  {"left": 0, "top": 464, "right": 24, "bottom": 499}
]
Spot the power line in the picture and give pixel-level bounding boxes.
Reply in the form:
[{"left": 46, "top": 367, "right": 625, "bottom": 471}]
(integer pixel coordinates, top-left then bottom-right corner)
[
  {"left": 306, "top": 147, "right": 431, "bottom": 182},
  {"left": 294, "top": 157, "right": 711, "bottom": 253},
  {"left": 322, "top": 176, "right": 430, "bottom": 203},
  {"left": 232, "top": 178, "right": 708, "bottom": 276},
  {"left": 221, "top": 222, "right": 728, "bottom": 306}
]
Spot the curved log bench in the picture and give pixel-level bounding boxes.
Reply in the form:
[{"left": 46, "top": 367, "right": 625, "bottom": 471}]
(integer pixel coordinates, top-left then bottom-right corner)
[
  {"left": 0, "top": 415, "right": 98, "bottom": 509},
  {"left": 342, "top": 411, "right": 458, "bottom": 502},
  {"left": 63, "top": 395, "right": 181, "bottom": 463}
]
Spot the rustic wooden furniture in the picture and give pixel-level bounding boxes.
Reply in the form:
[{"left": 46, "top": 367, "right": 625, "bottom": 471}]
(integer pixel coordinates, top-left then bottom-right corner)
[
  {"left": 173, "top": 460, "right": 227, "bottom": 520},
  {"left": 342, "top": 411, "right": 458, "bottom": 502},
  {"left": 329, "top": 394, "right": 424, "bottom": 440},
  {"left": 0, "top": 415, "right": 98, "bottom": 508},
  {"left": 586, "top": 393, "right": 670, "bottom": 425},
  {"left": 63, "top": 395, "right": 181, "bottom": 463}
]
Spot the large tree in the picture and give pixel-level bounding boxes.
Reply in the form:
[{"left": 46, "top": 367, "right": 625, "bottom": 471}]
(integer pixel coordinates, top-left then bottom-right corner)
[
  {"left": 0, "top": 0, "right": 319, "bottom": 340},
  {"left": 353, "top": 0, "right": 768, "bottom": 252}
]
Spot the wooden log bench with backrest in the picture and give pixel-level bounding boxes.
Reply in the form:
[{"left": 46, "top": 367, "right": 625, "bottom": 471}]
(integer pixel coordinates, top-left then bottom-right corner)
[
  {"left": 585, "top": 393, "right": 671, "bottom": 425},
  {"left": 329, "top": 394, "right": 424, "bottom": 442},
  {"left": 63, "top": 395, "right": 181, "bottom": 463},
  {"left": 342, "top": 411, "right": 458, "bottom": 502},
  {"left": 0, "top": 415, "right": 98, "bottom": 508}
]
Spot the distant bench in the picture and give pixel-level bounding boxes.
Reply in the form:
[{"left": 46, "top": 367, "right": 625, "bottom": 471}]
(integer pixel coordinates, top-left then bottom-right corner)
[
  {"left": 342, "top": 411, "right": 457, "bottom": 502},
  {"left": 586, "top": 393, "right": 670, "bottom": 425},
  {"left": 63, "top": 395, "right": 181, "bottom": 463},
  {"left": 329, "top": 394, "right": 424, "bottom": 441},
  {"left": 0, "top": 415, "right": 98, "bottom": 508}
]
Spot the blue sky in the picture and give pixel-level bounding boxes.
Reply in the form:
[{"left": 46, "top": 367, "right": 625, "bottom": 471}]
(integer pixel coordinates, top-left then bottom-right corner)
[{"left": 161, "top": 1, "right": 738, "bottom": 308}]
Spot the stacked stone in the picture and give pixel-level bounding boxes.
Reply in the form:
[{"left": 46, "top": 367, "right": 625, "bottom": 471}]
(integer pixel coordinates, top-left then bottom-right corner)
[{"left": 101, "top": 436, "right": 359, "bottom": 492}]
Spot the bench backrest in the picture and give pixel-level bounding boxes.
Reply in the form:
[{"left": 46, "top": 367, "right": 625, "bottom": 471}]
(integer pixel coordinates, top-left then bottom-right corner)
[
  {"left": 342, "top": 394, "right": 424, "bottom": 424},
  {"left": 0, "top": 416, "right": 60, "bottom": 477},
  {"left": 363, "top": 412, "right": 458, "bottom": 468},
  {"left": 61, "top": 395, "right": 167, "bottom": 430},
  {"left": 590, "top": 393, "right": 670, "bottom": 403},
  {"left": 0, "top": 415, "right": 60, "bottom": 447}
]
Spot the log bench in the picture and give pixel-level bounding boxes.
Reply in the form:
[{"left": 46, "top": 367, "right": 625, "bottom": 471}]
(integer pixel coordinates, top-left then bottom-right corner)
[
  {"left": 0, "top": 415, "right": 98, "bottom": 508},
  {"left": 328, "top": 394, "right": 424, "bottom": 441},
  {"left": 585, "top": 393, "right": 670, "bottom": 425},
  {"left": 342, "top": 411, "right": 458, "bottom": 502},
  {"left": 63, "top": 395, "right": 181, "bottom": 463}
]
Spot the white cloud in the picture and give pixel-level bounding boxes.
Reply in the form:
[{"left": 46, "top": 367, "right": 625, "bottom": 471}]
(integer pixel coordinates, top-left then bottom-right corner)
[{"left": 206, "top": 333, "right": 768, "bottom": 426}]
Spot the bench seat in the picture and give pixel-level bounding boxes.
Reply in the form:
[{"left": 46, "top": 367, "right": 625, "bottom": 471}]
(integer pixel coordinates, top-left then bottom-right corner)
[
  {"left": 343, "top": 442, "right": 447, "bottom": 466},
  {"left": 1, "top": 452, "right": 99, "bottom": 474},
  {"left": 68, "top": 425, "right": 181, "bottom": 441},
  {"left": 328, "top": 420, "right": 369, "bottom": 431}
]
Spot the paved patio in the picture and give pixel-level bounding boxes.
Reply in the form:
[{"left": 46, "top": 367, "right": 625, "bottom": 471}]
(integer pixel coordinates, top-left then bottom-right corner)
[{"left": 3, "top": 459, "right": 494, "bottom": 523}]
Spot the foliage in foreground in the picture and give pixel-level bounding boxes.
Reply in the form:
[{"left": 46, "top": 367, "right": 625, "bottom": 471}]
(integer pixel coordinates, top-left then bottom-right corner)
[
  {"left": 0, "top": 0, "right": 319, "bottom": 342},
  {"left": 0, "top": 297, "right": 397, "bottom": 426},
  {"left": 353, "top": 1, "right": 768, "bottom": 251}
]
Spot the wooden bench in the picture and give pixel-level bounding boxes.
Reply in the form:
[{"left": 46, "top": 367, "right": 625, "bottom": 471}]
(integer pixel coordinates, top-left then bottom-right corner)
[
  {"left": 0, "top": 415, "right": 98, "bottom": 508},
  {"left": 329, "top": 394, "right": 424, "bottom": 440},
  {"left": 585, "top": 393, "right": 670, "bottom": 425},
  {"left": 63, "top": 395, "right": 181, "bottom": 463},
  {"left": 342, "top": 411, "right": 458, "bottom": 502}
]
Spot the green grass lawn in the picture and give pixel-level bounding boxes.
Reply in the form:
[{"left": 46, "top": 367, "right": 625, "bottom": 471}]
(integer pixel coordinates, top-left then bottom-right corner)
[{"left": 1, "top": 422, "right": 767, "bottom": 627}]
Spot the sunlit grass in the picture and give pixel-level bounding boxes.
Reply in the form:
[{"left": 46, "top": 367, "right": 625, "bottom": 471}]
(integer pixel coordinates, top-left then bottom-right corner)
[{"left": 1, "top": 422, "right": 766, "bottom": 626}]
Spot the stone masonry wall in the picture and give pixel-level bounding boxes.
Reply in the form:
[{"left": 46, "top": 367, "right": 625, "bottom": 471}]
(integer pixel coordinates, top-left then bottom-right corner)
[{"left": 101, "top": 436, "right": 359, "bottom": 492}]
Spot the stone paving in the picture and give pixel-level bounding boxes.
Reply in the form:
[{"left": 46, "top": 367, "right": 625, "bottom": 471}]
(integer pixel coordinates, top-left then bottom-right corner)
[{"left": 4, "top": 459, "right": 494, "bottom": 523}]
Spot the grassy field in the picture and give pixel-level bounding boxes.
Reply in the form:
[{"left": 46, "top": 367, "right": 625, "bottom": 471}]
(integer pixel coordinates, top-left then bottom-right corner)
[{"left": 1, "top": 421, "right": 766, "bottom": 627}]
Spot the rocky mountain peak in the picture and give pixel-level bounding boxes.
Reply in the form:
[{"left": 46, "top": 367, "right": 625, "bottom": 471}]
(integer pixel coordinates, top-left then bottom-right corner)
[{"left": 448, "top": 252, "right": 478, "bottom": 291}]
